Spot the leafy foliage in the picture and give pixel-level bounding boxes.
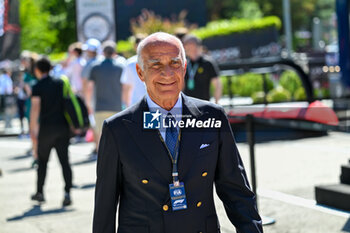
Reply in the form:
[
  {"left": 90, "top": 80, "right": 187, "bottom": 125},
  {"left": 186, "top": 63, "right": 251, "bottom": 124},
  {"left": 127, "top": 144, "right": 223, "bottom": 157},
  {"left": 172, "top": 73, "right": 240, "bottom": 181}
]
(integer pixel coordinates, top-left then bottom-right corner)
[
  {"left": 20, "top": 0, "right": 58, "bottom": 53},
  {"left": 220, "top": 70, "right": 309, "bottom": 103},
  {"left": 251, "top": 91, "right": 267, "bottom": 104},
  {"left": 279, "top": 70, "right": 302, "bottom": 100},
  {"left": 206, "top": 0, "right": 335, "bottom": 33},
  {"left": 48, "top": 52, "right": 67, "bottom": 63},
  {"left": 234, "top": 1, "right": 263, "bottom": 19},
  {"left": 220, "top": 73, "right": 274, "bottom": 97},
  {"left": 118, "top": 9, "right": 199, "bottom": 57},
  {"left": 20, "top": 0, "right": 76, "bottom": 53},
  {"left": 266, "top": 86, "right": 292, "bottom": 102},
  {"left": 294, "top": 87, "right": 307, "bottom": 101},
  {"left": 192, "top": 16, "right": 281, "bottom": 40},
  {"left": 21, "top": 0, "right": 335, "bottom": 55},
  {"left": 40, "top": 0, "right": 77, "bottom": 52},
  {"left": 116, "top": 40, "right": 135, "bottom": 58},
  {"left": 130, "top": 9, "right": 196, "bottom": 36}
]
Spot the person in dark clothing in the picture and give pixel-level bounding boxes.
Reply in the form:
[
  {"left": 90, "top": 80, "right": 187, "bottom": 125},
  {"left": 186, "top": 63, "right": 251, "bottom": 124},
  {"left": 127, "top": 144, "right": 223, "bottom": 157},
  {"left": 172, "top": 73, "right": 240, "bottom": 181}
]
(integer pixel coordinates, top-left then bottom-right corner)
[
  {"left": 30, "top": 57, "right": 72, "bottom": 206},
  {"left": 182, "top": 35, "right": 222, "bottom": 103}
]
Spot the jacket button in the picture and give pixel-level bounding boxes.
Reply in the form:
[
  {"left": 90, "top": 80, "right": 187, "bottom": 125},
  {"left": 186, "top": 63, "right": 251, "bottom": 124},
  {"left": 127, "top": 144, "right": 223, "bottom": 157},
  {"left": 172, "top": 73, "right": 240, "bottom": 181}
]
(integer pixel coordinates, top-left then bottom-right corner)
[
  {"left": 163, "top": 205, "right": 169, "bottom": 211},
  {"left": 202, "top": 172, "right": 208, "bottom": 177},
  {"left": 141, "top": 179, "right": 149, "bottom": 184},
  {"left": 196, "top": 201, "right": 202, "bottom": 207}
]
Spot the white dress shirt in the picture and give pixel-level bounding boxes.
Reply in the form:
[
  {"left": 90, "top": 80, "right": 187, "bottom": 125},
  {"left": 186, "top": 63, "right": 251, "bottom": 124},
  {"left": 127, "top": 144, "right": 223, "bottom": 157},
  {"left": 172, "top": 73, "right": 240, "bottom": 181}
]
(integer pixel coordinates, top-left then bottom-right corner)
[
  {"left": 120, "top": 55, "right": 147, "bottom": 105},
  {"left": 146, "top": 92, "right": 182, "bottom": 141}
]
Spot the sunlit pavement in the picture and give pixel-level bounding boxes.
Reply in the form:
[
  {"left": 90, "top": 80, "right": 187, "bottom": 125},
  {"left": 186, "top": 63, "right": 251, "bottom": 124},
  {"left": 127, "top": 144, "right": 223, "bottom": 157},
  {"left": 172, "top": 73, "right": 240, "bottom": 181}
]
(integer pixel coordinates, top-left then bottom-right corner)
[{"left": 1, "top": 132, "right": 350, "bottom": 233}]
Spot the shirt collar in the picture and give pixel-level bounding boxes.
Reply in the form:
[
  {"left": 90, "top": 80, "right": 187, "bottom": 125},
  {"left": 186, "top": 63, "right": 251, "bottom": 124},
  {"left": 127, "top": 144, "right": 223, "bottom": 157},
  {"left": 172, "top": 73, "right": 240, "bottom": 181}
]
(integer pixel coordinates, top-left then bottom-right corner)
[
  {"left": 146, "top": 92, "right": 182, "bottom": 120},
  {"left": 41, "top": 74, "right": 49, "bottom": 80}
]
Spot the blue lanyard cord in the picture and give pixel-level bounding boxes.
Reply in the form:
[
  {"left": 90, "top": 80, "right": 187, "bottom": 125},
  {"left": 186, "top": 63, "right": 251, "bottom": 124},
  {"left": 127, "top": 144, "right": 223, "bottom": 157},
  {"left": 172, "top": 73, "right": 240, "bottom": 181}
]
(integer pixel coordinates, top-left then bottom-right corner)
[
  {"left": 158, "top": 130, "right": 181, "bottom": 185},
  {"left": 187, "top": 60, "right": 199, "bottom": 81}
]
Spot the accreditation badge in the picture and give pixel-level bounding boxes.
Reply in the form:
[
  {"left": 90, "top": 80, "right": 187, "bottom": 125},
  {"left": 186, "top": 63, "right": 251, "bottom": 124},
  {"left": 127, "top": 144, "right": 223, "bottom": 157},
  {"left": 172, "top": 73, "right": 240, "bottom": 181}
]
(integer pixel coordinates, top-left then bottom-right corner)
[
  {"left": 169, "top": 182, "right": 187, "bottom": 211},
  {"left": 187, "top": 79, "right": 195, "bottom": 90}
]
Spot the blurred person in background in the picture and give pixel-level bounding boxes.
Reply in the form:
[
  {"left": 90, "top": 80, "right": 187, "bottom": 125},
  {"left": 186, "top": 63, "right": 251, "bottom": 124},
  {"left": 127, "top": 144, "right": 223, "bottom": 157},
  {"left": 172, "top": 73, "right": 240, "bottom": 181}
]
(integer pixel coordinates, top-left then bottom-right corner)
[
  {"left": 113, "top": 45, "right": 127, "bottom": 66},
  {"left": 64, "top": 42, "right": 86, "bottom": 143},
  {"left": 174, "top": 27, "right": 189, "bottom": 42},
  {"left": 82, "top": 38, "right": 101, "bottom": 97},
  {"left": 182, "top": 34, "right": 222, "bottom": 104},
  {"left": 121, "top": 34, "right": 147, "bottom": 108},
  {"left": 20, "top": 51, "right": 39, "bottom": 167},
  {"left": 0, "top": 68, "right": 13, "bottom": 128},
  {"left": 30, "top": 57, "right": 72, "bottom": 206},
  {"left": 0, "top": 68, "right": 13, "bottom": 95},
  {"left": 86, "top": 41, "right": 124, "bottom": 159},
  {"left": 14, "top": 73, "right": 27, "bottom": 136},
  {"left": 81, "top": 38, "right": 101, "bottom": 156},
  {"left": 65, "top": 42, "right": 86, "bottom": 96}
]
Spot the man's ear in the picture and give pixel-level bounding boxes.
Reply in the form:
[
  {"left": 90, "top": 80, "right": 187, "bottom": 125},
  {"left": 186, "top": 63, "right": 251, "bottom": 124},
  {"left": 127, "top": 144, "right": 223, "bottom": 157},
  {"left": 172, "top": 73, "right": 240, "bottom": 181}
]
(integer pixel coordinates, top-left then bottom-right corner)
[{"left": 136, "top": 63, "right": 145, "bottom": 82}]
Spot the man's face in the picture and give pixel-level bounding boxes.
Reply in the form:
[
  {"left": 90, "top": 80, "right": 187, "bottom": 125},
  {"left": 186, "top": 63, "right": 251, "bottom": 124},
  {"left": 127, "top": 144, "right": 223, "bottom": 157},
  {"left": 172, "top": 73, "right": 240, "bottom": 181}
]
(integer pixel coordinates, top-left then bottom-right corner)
[
  {"left": 136, "top": 41, "right": 187, "bottom": 105},
  {"left": 184, "top": 42, "right": 201, "bottom": 61},
  {"left": 87, "top": 50, "right": 96, "bottom": 58},
  {"left": 34, "top": 67, "right": 41, "bottom": 79}
]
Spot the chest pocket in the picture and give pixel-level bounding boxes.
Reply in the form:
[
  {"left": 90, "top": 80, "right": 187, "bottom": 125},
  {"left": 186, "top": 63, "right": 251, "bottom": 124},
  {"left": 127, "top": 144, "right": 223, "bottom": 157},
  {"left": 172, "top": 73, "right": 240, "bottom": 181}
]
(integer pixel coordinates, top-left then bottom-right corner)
[{"left": 197, "top": 140, "right": 218, "bottom": 157}]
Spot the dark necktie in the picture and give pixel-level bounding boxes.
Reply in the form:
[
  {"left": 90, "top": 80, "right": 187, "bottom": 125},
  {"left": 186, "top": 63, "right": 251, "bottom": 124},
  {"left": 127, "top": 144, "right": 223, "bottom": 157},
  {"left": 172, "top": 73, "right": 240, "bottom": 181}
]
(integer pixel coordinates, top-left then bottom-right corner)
[{"left": 165, "top": 113, "right": 178, "bottom": 159}]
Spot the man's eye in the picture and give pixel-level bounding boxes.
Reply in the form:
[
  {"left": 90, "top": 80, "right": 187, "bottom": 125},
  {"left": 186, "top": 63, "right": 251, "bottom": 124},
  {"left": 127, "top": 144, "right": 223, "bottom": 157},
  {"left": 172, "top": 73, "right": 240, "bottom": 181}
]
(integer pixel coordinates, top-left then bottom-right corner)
[
  {"left": 171, "top": 61, "right": 180, "bottom": 66},
  {"left": 152, "top": 64, "right": 161, "bottom": 69}
]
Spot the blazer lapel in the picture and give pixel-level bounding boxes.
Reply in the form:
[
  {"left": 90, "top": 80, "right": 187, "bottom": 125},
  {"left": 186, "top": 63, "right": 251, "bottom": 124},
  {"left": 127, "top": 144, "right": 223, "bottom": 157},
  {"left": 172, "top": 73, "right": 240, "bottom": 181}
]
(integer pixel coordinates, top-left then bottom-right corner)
[
  {"left": 178, "top": 94, "right": 205, "bottom": 181},
  {"left": 122, "top": 94, "right": 208, "bottom": 183},
  {"left": 123, "top": 97, "right": 172, "bottom": 183}
]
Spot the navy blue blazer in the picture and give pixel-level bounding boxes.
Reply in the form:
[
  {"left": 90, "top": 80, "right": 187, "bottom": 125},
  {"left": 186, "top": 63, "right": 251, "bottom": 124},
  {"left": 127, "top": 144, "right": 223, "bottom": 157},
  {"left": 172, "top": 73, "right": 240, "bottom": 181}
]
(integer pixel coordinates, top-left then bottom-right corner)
[{"left": 93, "top": 93, "right": 263, "bottom": 233}]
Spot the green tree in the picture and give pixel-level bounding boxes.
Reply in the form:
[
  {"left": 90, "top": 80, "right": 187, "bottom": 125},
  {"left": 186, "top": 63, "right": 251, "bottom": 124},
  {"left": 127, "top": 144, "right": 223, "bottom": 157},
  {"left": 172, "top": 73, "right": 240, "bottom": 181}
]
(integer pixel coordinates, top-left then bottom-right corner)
[
  {"left": 20, "top": 0, "right": 58, "bottom": 53},
  {"left": 39, "top": 0, "right": 77, "bottom": 52},
  {"left": 206, "top": 0, "right": 336, "bottom": 41},
  {"left": 20, "top": 0, "right": 76, "bottom": 53},
  {"left": 233, "top": 1, "right": 263, "bottom": 19},
  {"left": 279, "top": 70, "right": 302, "bottom": 99}
]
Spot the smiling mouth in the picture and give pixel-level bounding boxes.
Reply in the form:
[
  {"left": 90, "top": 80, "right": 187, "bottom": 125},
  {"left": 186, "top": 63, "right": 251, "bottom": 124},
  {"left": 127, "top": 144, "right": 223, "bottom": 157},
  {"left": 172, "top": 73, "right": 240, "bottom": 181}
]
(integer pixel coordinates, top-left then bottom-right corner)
[{"left": 158, "top": 81, "right": 176, "bottom": 87}]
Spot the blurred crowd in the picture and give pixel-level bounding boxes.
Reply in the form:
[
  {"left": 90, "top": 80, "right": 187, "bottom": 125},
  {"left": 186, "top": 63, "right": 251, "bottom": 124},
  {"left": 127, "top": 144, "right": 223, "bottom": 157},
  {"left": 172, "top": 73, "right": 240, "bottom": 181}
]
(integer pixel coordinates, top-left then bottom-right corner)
[
  {"left": 0, "top": 30, "right": 224, "bottom": 206},
  {"left": 0, "top": 31, "right": 222, "bottom": 161}
]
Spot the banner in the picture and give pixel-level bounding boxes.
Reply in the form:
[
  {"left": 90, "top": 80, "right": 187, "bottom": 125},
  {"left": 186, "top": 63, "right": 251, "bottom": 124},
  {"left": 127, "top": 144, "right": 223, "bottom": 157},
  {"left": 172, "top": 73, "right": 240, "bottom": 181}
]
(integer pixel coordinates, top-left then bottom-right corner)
[
  {"left": 76, "top": 0, "right": 116, "bottom": 42},
  {"left": 0, "top": 0, "right": 4, "bottom": 37},
  {"left": 202, "top": 27, "right": 280, "bottom": 64}
]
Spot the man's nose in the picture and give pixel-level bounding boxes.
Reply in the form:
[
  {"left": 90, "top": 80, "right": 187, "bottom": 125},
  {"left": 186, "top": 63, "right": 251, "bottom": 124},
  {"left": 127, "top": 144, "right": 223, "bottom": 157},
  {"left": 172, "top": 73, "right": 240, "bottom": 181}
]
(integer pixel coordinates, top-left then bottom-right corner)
[{"left": 161, "top": 65, "right": 174, "bottom": 77}]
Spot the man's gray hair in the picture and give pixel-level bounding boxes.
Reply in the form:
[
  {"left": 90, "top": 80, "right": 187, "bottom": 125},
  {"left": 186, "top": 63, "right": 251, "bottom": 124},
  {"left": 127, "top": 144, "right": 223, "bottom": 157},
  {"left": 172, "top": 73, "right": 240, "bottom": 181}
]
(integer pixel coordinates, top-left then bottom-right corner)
[
  {"left": 182, "top": 34, "right": 202, "bottom": 46},
  {"left": 136, "top": 32, "right": 186, "bottom": 70}
]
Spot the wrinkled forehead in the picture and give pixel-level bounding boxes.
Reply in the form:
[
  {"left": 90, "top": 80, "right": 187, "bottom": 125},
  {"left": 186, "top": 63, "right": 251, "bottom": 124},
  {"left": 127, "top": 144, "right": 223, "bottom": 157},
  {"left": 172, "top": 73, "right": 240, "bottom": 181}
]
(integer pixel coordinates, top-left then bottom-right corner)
[{"left": 141, "top": 40, "right": 182, "bottom": 59}]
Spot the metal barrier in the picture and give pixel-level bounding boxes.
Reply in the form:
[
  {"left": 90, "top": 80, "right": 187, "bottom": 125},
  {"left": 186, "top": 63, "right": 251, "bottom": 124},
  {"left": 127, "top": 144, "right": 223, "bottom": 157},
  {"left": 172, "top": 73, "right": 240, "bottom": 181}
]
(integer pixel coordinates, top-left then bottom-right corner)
[
  {"left": 219, "top": 57, "right": 314, "bottom": 104},
  {"left": 232, "top": 113, "right": 349, "bottom": 225}
]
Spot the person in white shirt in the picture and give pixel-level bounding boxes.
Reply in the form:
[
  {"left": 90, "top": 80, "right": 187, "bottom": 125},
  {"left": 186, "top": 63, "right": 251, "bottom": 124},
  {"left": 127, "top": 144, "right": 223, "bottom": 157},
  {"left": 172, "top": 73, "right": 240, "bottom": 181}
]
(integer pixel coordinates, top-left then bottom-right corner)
[
  {"left": 65, "top": 42, "right": 86, "bottom": 96},
  {"left": 0, "top": 69, "right": 13, "bottom": 95},
  {"left": 121, "top": 35, "right": 147, "bottom": 107},
  {"left": 0, "top": 69, "right": 13, "bottom": 128}
]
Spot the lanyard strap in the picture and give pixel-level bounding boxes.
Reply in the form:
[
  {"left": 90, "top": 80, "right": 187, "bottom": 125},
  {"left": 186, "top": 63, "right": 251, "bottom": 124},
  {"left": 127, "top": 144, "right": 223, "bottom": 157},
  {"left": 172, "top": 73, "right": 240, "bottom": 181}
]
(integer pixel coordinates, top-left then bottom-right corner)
[
  {"left": 187, "top": 60, "right": 199, "bottom": 81},
  {"left": 158, "top": 130, "right": 182, "bottom": 186}
]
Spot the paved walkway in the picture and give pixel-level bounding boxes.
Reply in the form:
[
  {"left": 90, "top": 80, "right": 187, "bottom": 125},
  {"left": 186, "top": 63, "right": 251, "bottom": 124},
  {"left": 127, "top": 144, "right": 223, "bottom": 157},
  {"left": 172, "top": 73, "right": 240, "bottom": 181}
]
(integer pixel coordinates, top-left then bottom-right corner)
[{"left": 1, "top": 132, "right": 350, "bottom": 233}]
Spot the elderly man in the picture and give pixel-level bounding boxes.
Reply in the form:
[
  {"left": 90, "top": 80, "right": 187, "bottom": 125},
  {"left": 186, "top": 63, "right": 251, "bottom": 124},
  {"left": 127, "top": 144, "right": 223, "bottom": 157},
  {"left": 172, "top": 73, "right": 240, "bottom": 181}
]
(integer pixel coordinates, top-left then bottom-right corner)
[{"left": 93, "top": 32, "right": 262, "bottom": 233}]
